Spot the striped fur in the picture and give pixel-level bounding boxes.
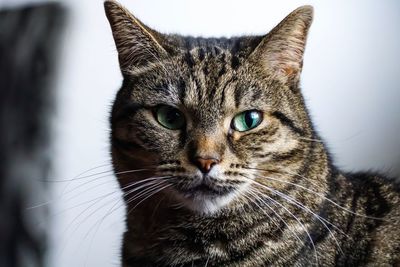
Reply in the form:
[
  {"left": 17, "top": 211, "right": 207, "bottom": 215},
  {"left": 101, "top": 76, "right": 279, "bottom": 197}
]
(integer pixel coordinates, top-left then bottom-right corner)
[{"left": 104, "top": 1, "right": 400, "bottom": 266}]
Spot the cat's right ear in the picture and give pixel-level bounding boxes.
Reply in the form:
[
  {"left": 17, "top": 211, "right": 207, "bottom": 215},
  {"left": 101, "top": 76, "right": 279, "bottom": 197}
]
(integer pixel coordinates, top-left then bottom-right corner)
[
  {"left": 250, "top": 6, "right": 313, "bottom": 89},
  {"left": 104, "top": 0, "right": 168, "bottom": 72}
]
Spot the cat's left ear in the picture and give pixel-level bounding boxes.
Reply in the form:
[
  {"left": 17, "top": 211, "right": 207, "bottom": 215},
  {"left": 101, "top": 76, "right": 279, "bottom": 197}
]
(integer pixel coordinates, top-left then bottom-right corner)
[
  {"left": 251, "top": 6, "right": 313, "bottom": 87},
  {"left": 104, "top": 0, "right": 170, "bottom": 72}
]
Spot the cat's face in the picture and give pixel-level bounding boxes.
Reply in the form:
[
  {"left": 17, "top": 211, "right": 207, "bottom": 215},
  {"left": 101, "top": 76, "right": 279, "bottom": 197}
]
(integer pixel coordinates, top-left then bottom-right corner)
[{"left": 105, "top": 0, "right": 314, "bottom": 214}]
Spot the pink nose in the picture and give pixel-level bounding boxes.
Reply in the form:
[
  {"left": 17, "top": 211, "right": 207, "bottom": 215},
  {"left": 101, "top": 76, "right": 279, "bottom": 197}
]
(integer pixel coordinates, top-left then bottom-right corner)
[{"left": 194, "top": 157, "right": 220, "bottom": 173}]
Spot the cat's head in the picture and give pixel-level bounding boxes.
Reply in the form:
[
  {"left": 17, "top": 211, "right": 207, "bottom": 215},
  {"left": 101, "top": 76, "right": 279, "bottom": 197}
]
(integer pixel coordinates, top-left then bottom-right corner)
[{"left": 105, "top": 0, "right": 315, "bottom": 215}]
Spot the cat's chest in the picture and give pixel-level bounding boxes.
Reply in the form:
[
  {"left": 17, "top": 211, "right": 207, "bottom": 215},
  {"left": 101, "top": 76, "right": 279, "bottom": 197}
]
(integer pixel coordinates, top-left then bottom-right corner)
[{"left": 125, "top": 208, "right": 302, "bottom": 266}]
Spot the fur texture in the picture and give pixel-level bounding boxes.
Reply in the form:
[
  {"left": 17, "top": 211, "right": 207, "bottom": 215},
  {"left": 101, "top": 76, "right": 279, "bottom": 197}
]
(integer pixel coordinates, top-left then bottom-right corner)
[{"left": 104, "top": 1, "right": 400, "bottom": 266}]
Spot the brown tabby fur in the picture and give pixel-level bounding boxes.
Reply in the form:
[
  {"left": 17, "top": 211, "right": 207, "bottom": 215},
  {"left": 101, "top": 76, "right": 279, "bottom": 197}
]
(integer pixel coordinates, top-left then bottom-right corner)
[{"left": 104, "top": 1, "right": 400, "bottom": 266}]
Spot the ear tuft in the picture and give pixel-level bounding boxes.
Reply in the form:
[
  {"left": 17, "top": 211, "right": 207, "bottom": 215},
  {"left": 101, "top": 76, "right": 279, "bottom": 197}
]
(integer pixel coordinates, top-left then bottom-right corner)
[
  {"left": 104, "top": 0, "right": 167, "bottom": 71},
  {"left": 291, "top": 5, "right": 314, "bottom": 25},
  {"left": 252, "top": 5, "right": 314, "bottom": 86}
]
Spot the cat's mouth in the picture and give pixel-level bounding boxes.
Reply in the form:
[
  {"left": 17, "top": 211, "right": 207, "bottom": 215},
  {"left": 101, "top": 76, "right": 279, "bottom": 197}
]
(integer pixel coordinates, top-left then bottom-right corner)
[
  {"left": 181, "top": 183, "right": 233, "bottom": 196},
  {"left": 176, "top": 176, "right": 236, "bottom": 198},
  {"left": 170, "top": 175, "right": 246, "bottom": 214}
]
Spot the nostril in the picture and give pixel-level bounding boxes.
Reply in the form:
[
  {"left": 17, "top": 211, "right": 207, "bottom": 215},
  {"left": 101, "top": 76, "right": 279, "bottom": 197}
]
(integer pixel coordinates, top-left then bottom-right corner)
[{"left": 194, "top": 157, "right": 220, "bottom": 173}]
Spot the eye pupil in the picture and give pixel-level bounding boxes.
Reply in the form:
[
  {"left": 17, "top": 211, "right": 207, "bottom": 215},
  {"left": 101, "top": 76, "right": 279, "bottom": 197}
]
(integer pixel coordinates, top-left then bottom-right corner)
[
  {"left": 166, "top": 110, "right": 180, "bottom": 123},
  {"left": 245, "top": 112, "right": 256, "bottom": 127}
]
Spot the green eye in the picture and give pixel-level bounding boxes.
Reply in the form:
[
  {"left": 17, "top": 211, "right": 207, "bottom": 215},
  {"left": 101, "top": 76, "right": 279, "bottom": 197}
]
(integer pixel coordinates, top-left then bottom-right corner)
[
  {"left": 155, "top": 105, "right": 185, "bottom": 130},
  {"left": 232, "top": 110, "right": 262, "bottom": 132}
]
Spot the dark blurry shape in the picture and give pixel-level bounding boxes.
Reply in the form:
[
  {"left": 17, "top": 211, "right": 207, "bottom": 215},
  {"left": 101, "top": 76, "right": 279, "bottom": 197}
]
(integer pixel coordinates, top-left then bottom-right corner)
[{"left": 0, "top": 3, "right": 65, "bottom": 267}]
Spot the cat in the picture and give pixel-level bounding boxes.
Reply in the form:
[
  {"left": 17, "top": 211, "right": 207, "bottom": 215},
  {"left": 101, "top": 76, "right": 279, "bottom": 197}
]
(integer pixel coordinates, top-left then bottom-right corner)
[{"left": 104, "top": 0, "right": 400, "bottom": 266}]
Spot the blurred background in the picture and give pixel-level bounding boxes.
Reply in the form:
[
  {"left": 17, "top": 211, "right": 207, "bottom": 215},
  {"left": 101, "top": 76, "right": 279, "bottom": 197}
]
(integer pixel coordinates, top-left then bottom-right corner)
[{"left": 0, "top": 0, "right": 399, "bottom": 266}]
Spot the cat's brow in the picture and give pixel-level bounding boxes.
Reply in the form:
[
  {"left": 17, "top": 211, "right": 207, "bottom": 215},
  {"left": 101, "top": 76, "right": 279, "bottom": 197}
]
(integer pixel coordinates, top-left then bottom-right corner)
[
  {"left": 271, "top": 111, "right": 305, "bottom": 136},
  {"left": 113, "top": 103, "right": 145, "bottom": 122}
]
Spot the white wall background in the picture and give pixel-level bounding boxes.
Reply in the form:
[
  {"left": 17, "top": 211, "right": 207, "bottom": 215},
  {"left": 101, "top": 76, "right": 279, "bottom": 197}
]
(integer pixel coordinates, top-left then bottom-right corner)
[{"left": 2, "top": 0, "right": 400, "bottom": 266}]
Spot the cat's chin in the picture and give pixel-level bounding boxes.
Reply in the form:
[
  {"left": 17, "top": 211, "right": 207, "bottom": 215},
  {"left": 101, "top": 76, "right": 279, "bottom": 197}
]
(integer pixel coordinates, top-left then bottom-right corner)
[{"left": 175, "top": 191, "right": 238, "bottom": 215}]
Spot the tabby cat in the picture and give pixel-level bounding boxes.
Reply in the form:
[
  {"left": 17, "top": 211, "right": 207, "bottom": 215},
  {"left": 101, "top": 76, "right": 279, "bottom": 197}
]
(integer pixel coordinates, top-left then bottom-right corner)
[{"left": 104, "top": 1, "right": 400, "bottom": 266}]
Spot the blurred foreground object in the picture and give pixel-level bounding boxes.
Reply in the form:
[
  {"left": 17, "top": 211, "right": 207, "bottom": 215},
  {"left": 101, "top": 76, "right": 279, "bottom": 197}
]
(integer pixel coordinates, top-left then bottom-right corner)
[{"left": 0, "top": 3, "right": 65, "bottom": 267}]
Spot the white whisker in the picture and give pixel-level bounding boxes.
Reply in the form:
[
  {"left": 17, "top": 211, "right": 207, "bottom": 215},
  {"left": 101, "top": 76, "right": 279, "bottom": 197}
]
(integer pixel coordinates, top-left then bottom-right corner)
[
  {"left": 126, "top": 183, "right": 173, "bottom": 215},
  {"left": 250, "top": 179, "right": 345, "bottom": 255},
  {"left": 245, "top": 186, "right": 319, "bottom": 266},
  {"left": 244, "top": 189, "right": 304, "bottom": 245},
  {"left": 244, "top": 166, "right": 385, "bottom": 221}
]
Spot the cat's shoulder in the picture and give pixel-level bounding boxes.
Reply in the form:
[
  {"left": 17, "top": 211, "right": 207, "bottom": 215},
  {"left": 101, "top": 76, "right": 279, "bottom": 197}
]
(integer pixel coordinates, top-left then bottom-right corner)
[
  {"left": 342, "top": 171, "right": 400, "bottom": 265},
  {"left": 337, "top": 171, "right": 400, "bottom": 265},
  {"left": 343, "top": 170, "right": 400, "bottom": 195},
  {"left": 344, "top": 171, "right": 400, "bottom": 205},
  {"left": 334, "top": 170, "right": 400, "bottom": 217},
  {"left": 340, "top": 170, "right": 400, "bottom": 223}
]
